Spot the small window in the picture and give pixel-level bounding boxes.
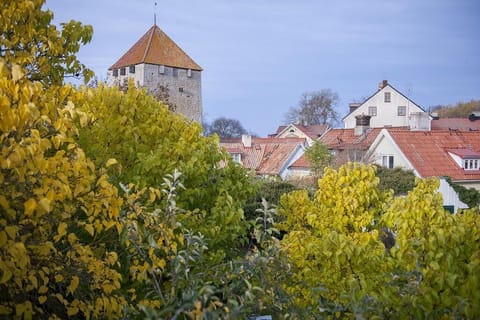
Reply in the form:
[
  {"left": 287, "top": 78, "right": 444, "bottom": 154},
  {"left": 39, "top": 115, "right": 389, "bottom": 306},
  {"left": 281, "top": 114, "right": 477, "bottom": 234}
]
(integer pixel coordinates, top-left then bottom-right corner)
[
  {"left": 112, "top": 69, "right": 118, "bottom": 77},
  {"left": 398, "top": 106, "right": 406, "bottom": 116},
  {"left": 159, "top": 65, "right": 165, "bottom": 74},
  {"left": 129, "top": 65, "right": 135, "bottom": 74},
  {"left": 368, "top": 106, "right": 377, "bottom": 116},
  {"left": 464, "top": 159, "right": 480, "bottom": 170},
  {"left": 382, "top": 155, "right": 394, "bottom": 169},
  {"left": 231, "top": 153, "right": 241, "bottom": 163},
  {"left": 120, "top": 67, "right": 126, "bottom": 76},
  {"left": 179, "top": 87, "right": 184, "bottom": 93},
  {"left": 172, "top": 68, "right": 178, "bottom": 77},
  {"left": 187, "top": 69, "right": 192, "bottom": 78},
  {"left": 384, "top": 92, "right": 391, "bottom": 103}
]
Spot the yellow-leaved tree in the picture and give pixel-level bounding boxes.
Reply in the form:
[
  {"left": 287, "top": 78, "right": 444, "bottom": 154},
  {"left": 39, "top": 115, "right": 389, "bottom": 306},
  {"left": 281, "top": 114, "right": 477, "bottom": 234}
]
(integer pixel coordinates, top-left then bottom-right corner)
[
  {"left": 279, "top": 163, "right": 392, "bottom": 313},
  {"left": 0, "top": 60, "right": 126, "bottom": 318},
  {"left": 279, "top": 163, "right": 480, "bottom": 318}
]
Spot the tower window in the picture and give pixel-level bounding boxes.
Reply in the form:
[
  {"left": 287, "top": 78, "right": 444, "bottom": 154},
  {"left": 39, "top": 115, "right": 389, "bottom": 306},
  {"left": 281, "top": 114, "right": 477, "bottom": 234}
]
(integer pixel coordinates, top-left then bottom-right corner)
[{"left": 129, "top": 65, "right": 135, "bottom": 74}]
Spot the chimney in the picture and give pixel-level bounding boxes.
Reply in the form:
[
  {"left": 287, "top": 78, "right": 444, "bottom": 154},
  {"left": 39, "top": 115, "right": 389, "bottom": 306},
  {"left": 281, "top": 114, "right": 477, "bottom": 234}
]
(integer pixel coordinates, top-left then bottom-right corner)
[
  {"left": 354, "top": 114, "right": 371, "bottom": 136},
  {"left": 378, "top": 80, "right": 388, "bottom": 89},
  {"left": 349, "top": 102, "right": 361, "bottom": 113},
  {"left": 241, "top": 134, "right": 252, "bottom": 148},
  {"left": 468, "top": 111, "right": 480, "bottom": 121}
]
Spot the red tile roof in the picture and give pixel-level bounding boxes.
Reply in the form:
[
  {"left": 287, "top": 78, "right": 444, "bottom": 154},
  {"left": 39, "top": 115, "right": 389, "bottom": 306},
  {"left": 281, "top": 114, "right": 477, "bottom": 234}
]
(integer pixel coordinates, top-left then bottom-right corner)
[
  {"left": 387, "top": 129, "right": 480, "bottom": 180},
  {"left": 319, "top": 128, "right": 383, "bottom": 150},
  {"left": 273, "top": 124, "right": 329, "bottom": 139},
  {"left": 220, "top": 137, "right": 306, "bottom": 176},
  {"left": 288, "top": 154, "right": 310, "bottom": 169},
  {"left": 109, "top": 25, "right": 202, "bottom": 71},
  {"left": 431, "top": 118, "right": 480, "bottom": 131}
]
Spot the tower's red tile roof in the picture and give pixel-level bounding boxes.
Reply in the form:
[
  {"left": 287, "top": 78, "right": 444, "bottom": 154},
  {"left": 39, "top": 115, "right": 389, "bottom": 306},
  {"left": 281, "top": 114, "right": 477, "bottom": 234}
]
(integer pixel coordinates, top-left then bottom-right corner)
[
  {"left": 109, "top": 25, "right": 202, "bottom": 71},
  {"left": 387, "top": 129, "right": 480, "bottom": 180}
]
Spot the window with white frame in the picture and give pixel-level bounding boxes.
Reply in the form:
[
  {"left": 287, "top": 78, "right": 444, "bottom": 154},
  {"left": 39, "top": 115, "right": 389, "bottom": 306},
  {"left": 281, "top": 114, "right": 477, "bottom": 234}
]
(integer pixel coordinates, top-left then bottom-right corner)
[
  {"left": 368, "top": 106, "right": 377, "bottom": 116},
  {"left": 231, "top": 153, "right": 242, "bottom": 164},
  {"left": 464, "top": 159, "right": 480, "bottom": 170},
  {"left": 384, "top": 92, "right": 391, "bottom": 103},
  {"left": 398, "top": 106, "right": 406, "bottom": 116},
  {"left": 382, "top": 155, "right": 394, "bottom": 168}
]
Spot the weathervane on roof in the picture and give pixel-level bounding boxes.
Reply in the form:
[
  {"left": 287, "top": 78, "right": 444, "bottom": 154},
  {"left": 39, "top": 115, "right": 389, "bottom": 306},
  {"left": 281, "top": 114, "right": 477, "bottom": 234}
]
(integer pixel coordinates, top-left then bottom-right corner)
[{"left": 154, "top": 1, "right": 157, "bottom": 26}]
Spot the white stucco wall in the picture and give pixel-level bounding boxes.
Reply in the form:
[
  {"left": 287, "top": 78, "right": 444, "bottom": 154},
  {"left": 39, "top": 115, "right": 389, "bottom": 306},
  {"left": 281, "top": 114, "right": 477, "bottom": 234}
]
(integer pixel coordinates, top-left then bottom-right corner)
[
  {"left": 344, "top": 85, "right": 429, "bottom": 130},
  {"left": 439, "top": 178, "right": 468, "bottom": 211},
  {"left": 369, "top": 134, "right": 413, "bottom": 170}
]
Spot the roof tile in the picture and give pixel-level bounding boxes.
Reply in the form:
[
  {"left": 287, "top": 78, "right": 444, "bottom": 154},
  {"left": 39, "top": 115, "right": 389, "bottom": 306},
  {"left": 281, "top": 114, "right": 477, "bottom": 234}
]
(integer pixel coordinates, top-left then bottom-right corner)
[{"left": 109, "top": 25, "right": 202, "bottom": 71}]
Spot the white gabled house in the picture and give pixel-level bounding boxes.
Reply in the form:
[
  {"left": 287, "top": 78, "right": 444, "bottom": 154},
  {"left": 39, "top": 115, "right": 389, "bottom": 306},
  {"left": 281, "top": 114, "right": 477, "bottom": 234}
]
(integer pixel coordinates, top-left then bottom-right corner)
[
  {"left": 343, "top": 80, "right": 431, "bottom": 130},
  {"left": 367, "top": 128, "right": 480, "bottom": 212}
]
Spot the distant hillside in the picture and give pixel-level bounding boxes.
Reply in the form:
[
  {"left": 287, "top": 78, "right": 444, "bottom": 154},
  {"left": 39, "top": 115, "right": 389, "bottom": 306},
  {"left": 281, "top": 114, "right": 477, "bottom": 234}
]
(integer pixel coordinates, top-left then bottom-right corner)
[{"left": 432, "top": 99, "right": 480, "bottom": 118}]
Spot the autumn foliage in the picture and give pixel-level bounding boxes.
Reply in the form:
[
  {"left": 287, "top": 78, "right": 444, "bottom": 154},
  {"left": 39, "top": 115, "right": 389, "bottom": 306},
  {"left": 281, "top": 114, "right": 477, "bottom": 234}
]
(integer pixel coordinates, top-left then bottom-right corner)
[{"left": 2, "top": 0, "right": 480, "bottom": 319}]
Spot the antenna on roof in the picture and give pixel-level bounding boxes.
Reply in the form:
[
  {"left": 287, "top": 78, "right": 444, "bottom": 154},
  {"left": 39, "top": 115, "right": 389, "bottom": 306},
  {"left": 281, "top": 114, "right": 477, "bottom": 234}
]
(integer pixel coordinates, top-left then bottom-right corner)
[{"left": 154, "top": 1, "right": 157, "bottom": 25}]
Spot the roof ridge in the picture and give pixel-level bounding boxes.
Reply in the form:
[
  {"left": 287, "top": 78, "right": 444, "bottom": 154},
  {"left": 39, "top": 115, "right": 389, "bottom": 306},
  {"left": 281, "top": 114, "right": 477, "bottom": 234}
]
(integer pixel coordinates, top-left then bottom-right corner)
[{"left": 142, "top": 26, "right": 156, "bottom": 62}]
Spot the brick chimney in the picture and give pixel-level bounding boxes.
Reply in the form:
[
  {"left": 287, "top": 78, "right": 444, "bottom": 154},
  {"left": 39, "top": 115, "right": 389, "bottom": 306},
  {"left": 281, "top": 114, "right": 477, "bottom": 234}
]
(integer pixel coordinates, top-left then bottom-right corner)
[
  {"left": 378, "top": 80, "right": 388, "bottom": 89},
  {"left": 354, "top": 114, "right": 371, "bottom": 136}
]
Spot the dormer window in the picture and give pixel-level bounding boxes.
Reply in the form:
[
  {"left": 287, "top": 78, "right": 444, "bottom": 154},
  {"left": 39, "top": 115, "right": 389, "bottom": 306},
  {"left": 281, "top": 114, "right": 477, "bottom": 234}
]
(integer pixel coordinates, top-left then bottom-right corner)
[
  {"left": 447, "top": 149, "right": 480, "bottom": 171},
  {"left": 464, "top": 159, "right": 479, "bottom": 170}
]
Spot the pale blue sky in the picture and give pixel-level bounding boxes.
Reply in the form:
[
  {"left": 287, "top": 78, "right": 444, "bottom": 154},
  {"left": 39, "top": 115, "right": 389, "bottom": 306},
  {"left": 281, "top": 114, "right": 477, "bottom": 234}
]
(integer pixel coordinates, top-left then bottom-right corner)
[{"left": 46, "top": 0, "right": 480, "bottom": 136}]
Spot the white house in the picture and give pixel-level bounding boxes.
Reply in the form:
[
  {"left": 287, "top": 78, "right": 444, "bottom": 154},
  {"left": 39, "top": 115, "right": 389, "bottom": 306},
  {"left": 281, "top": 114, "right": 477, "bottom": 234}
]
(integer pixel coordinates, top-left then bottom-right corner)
[
  {"left": 343, "top": 80, "right": 431, "bottom": 130},
  {"left": 367, "top": 128, "right": 480, "bottom": 211},
  {"left": 220, "top": 135, "right": 308, "bottom": 180},
  {"left": 272, "top": 124, "right": 329, "bottom": 146}
]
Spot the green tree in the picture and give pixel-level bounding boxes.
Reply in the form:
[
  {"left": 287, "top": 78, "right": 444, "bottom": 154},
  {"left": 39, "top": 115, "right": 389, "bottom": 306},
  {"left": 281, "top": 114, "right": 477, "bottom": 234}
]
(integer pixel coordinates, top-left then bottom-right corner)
[
  {"left": 432, "top": 99, "right": 480, "bottom": 118},
  {"left": 0, "top": 0, "right": 94, "bottom": 86},
  {"left": 375, "top": 165, "right": 416, "bottom": 196},
  {"left": 305, "top": 140, "right": 334, "bottom": 177},
  {"left": 204, "top": 116, "right": 248, "bottom": 138},
  {"left": 72, "top": 83, "right": 255, "bottom": 258}
]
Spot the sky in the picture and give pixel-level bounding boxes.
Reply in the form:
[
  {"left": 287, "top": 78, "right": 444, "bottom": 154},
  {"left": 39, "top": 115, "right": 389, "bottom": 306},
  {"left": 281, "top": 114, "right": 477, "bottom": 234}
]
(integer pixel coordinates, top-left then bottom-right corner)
[{"left": 45, "top": 0, "right": 480, "bottom": 136}]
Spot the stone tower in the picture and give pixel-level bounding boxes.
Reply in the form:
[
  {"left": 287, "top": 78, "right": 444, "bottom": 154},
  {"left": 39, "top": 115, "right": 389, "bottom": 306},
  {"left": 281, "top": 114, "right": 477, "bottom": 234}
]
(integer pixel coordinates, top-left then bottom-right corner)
[{"left": 107, "top": 24, "right": 202, "bottom": 122}]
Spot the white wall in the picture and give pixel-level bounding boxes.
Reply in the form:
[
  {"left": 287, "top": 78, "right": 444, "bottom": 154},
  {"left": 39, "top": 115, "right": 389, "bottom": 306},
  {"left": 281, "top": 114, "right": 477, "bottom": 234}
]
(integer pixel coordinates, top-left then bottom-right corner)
[{"left": 344, "top": 85, "right": 428, "bottom": 130}]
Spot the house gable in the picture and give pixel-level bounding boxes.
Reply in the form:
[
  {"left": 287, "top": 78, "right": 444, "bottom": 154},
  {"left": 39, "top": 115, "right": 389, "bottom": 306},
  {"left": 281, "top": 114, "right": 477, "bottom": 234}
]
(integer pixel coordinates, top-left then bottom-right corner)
[{"left": 343, "top": 81, "right": 430, "bottom": 130}]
